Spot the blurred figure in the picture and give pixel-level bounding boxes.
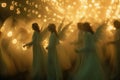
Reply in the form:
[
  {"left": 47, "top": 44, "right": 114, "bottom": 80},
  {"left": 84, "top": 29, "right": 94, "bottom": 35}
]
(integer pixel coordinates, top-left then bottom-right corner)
[
  {"left": 95, "top": 22, "right": 113, "bottom": 79},
  {"left": 72, "top": 22, "right": 84, "bottom": 73},
  {"left": 57, "top": 20, "right": 73, "bottom": 80},
  {"left": 23, "top": 23, "right": 46, "bottom": 80},
  {"left": 108, "top": 20, "right": 120, "bottom": 79},
  {"left": 47, "top": 23, "right": 62, "bottom": 80},
  {"left": 74, "top": 22, "right": 105, "bottom": 80},
  {"left": 113, "top": 20, "right": 120, "bottom": 79}
]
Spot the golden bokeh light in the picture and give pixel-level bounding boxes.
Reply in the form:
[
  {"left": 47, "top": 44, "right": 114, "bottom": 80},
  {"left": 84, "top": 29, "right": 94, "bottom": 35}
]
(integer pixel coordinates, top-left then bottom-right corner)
[
  {"left": 1, "top": 2, "right": 7, "bottom": 8},
  {"left": 10, "top": 5, "right": 14, "bottom": 10},
  {"left": 1, "top": 0, "right": 120, "bottom": 53},
  {"left": 7, "top": 31, "right": 13, "bottom": 37},
  {"left": 12, "top": 39, "right": 17, "bottom": 44},
  {"left": 107, "top": 25, "right": 116, "bottom": 31}
]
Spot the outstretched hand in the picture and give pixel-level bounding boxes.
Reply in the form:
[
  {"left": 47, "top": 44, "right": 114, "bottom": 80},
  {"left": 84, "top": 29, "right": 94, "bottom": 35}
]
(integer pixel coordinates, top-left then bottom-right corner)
[{"left": 23, "top": 43, "right": 31, "bottom": 48}]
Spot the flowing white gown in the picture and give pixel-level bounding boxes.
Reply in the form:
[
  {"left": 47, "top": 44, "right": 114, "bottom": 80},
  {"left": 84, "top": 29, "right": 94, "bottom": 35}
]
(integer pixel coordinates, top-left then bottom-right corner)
[
  {"left": 47, "top": 32, "right": 62, "bottom": 80},
  {"left": 95, "top": 24, "right": 116, "bottom": 79},
  {"left": 112, "top": 28, "right": 120, "bottom": 77},
  {"left": 70, "top": 29, "right": 85, "bottom": 75},
  {"left": 57, "top": 22, "right": 73, "bottom": 71},
  {"left": 74, "top": 31, "right": 105, "bottom": 80},
  {"left": 95, "top": 24, "right": 112, "bottom": 63},
  {"left": 28, "top": 31, "right": 46, "bottom": 80}
]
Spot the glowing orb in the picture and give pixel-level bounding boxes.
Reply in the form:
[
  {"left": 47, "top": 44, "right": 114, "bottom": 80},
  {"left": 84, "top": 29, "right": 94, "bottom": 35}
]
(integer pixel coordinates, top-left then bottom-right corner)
[
  {"left": 1, "top": 3, "right": 7, "bottom": 8},
  {"left": 12, "top": 39, "right": 17, "bottom": 44},
  {"left": 10, "top": 5, "right": 14, "bottom": 10},
  {"left": 7, "top": 31, "right": 13, "bottom": 37}
]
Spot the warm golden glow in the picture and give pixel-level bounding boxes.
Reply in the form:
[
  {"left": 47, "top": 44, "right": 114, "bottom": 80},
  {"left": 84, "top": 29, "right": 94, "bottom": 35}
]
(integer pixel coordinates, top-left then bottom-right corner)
[
  {"left": 1, "top": 1, "right": 120, "bottom": 76},
  {"left": 43, "top": 40, "right": 48, "bottom": 49},
  {"left": 36, "top": 0, "right": 120, "bottom": 25},
  {"left": 43, "top": 19, "right": 47, "bottom": 22},
  {"left": 0, "top": 0, "right": 119, "bottom": 25},
  {"left": 1, "top": 0, "right": 120, "bottom": 53},
  {"left": 16, "top": 8, "right": 21, "bottom": 14},
  {"left": 106, "top": 24, "right": 116, "bottom": 35},
  {"left": 12, "top": 39, "right": 17, "bottom": 44},
  {"left": 107, "top": 25, "right": 116, "bottom": 31},
  {"left": 38, "top": 14, "right": 42, "bottom": 18},
  {"left": 10, "top": 5, "right": 14, "bottom": 10},
  {"left": 0, "top": 27, "right": 5, "bottom": 32},
  {"left": 7, "top": 31, "right": 13, "bottom": 37},
  {"left": 22, "top": 44, "right": 27, "bottom": 51},
  {"left": 1, "top": 3, "right": 7, "bottom": 8},
  {"left": 24, "top": 7, "right": 27, "bottom": 11}
]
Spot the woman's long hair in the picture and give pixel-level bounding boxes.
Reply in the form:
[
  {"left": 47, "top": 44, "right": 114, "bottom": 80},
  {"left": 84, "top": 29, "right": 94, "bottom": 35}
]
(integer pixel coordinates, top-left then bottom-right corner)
[
  {"left": 48, "top": 23, "right": 58, "bottom": 37},
  {"left": 82, "top": 22, "right": 94, "bottom": 34},
  {"left": 113, "top": 20, "right": 120, "bottom": 29},
  {"left": 32, "top": 23, "right": 40, "bottom": 32},
  {"left": 77, "top": 22, "right": 83, "bottom": 30}
]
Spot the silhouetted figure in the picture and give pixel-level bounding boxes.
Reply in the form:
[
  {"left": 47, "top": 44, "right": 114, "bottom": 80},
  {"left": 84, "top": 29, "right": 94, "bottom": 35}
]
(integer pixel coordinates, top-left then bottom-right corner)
[
  {"left": 72, "top": 22, "right": 84, "bottom": 73},
  {"left": 23, "top": 23, "right": 46, "bottom": 80},
  {"left": 74, "top": 22, "right": 105, "bottom": 80},
  {"left": 57, "top": 20, "right": 73, "bottom": 80},
  {"left": 108, "top": 20, "right": 120, "bottom": 79},
  {"left": 47, "top": 23, "right": 63, "bottom": 80},
  {"left": 95, "top": 22, "right": 113, "bottom": 79}
]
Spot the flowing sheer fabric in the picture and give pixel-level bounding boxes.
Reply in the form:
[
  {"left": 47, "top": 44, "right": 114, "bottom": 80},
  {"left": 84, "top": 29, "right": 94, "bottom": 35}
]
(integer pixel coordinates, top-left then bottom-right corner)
[
  {"left": 74, "top": 32, "right": 105, "bottom": 80},
  {"left": 47, "top": 32, "right": 62, "bottom": 80},
  {"left": 28, "top": 31, "right": 46, "bottom": 80}
]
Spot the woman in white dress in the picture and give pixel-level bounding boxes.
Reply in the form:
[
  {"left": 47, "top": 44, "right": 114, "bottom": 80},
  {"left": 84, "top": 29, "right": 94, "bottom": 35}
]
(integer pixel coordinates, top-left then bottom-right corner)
[
  {"left": 108, "top": 20, "right": 120, "bottom": 79},
  {"left": 23, "top": 23, "right": 46, "bottom": 80},
  {"left": 74, "top": 22, "right": 105, "bottom": 80},
  {"left": 47, "top": 23, "right": 62, "bottom": 80},
  {"left": 72, "top": 22, "right": 84, "bottom": 74}
]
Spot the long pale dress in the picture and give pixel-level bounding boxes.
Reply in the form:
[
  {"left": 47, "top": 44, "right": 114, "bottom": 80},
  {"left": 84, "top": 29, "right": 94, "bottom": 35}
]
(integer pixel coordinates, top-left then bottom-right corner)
[
  {"left": 47, "top": 32, "right": 62, "bottom": 80},
  {"left": 73, "top": 30, "right": 85, "bottom": 74},
  {"left": 95, "top": 24, "right": 116, "bottom": 79},
  {"left": 112, "top": 29, "right": 120, "bottom": 78},
  {"left": 74, "top": 31, "right": 105, "bottom": 80},
  {"left": 28, "top": 31, "right": 46, "bottom": 80}
]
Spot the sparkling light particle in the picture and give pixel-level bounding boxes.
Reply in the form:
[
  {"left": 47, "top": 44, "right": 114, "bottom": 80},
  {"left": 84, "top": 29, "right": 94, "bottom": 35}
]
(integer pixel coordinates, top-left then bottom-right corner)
[
  {"left": 1, "top": 3, "right": 7, "bottom": 8},
  {"left": 107, "top": 25, "right": 116, "bottom": 31},
  {"left": 12, "top": 39, "right": 17, "bottom": 44},
  {"left": 38, "top": 14, "right": 42, "bottom": 18},
  {"left": 10, "top": 5, "right": 14, "bottom": 10},
  {"left": 7, "top": 31, "right": 13, "bottom": 37}
]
